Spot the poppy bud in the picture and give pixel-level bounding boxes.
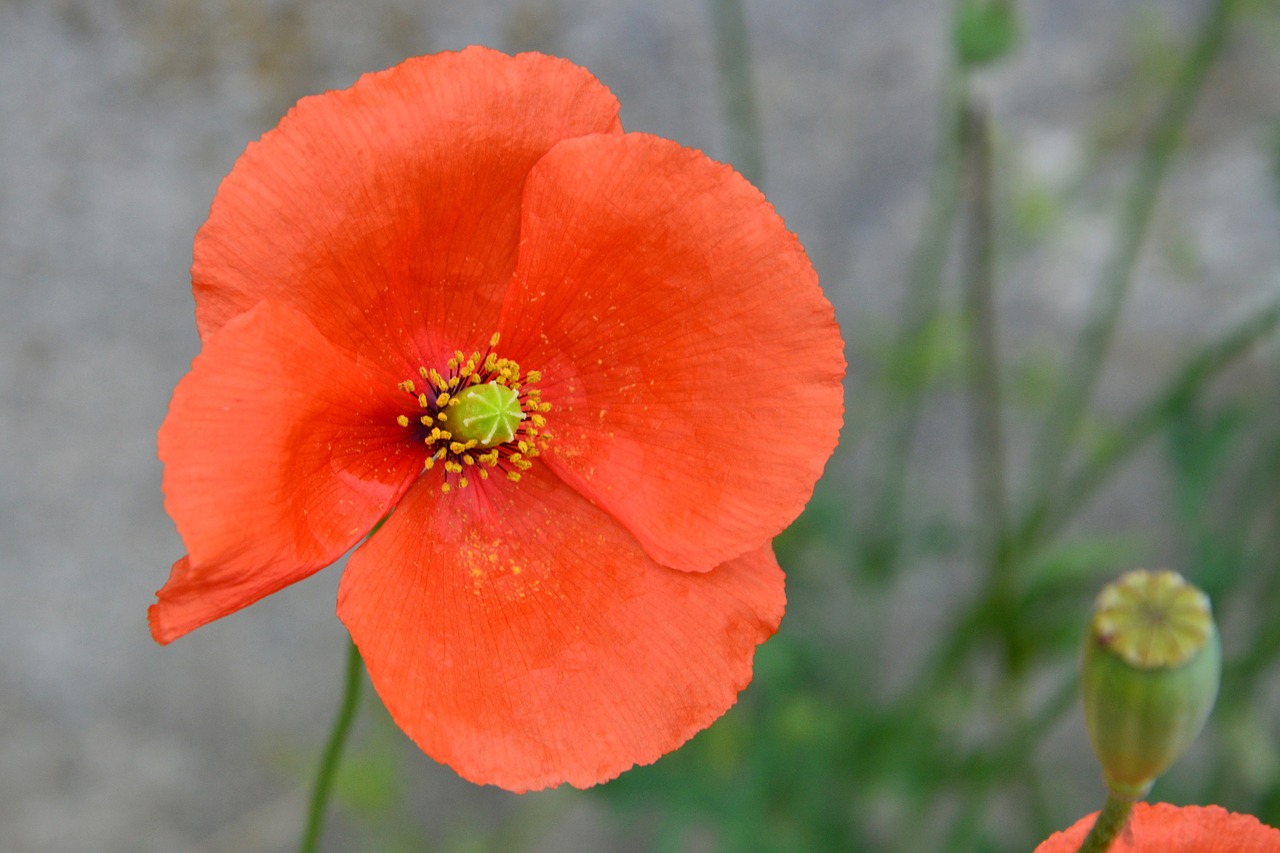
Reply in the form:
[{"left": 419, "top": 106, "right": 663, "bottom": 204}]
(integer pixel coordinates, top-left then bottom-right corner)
[{"left": 1080, "top": 569, "right": 1221, "bottom": 799}]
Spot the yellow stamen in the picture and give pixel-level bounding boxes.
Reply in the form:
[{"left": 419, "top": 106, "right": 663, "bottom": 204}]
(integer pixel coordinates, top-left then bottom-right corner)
[{"left": 393, "top": 335, "right": 552, "bottom": 494}]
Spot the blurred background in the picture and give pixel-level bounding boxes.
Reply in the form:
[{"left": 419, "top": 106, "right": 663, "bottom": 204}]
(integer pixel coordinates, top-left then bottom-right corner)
[{"left": 2, "top": 0, "right": 1279, "bottom": 850}]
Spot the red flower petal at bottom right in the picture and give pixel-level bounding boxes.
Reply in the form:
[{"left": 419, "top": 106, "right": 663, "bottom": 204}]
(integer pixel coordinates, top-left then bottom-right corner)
[{"left": 1034, "top": 802, "right": 1280, "bottom": 852}]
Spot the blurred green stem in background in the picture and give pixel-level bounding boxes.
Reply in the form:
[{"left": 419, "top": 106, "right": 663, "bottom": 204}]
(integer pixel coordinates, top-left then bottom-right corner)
[
  {"left": 300, "top": 639, "right": 365, "bottom": 853},
  {"left": 861, "top": 40, "right": 971, "bottom": 582},
  {"left": 1022, "top": 0, "right": 1242, "bottom": 524},
  {"left": 1019, "top": 291, "right": 1280, "bottom": 553},
  {"left": 709, "top": 0, "right": 764, "bottom": 188}
]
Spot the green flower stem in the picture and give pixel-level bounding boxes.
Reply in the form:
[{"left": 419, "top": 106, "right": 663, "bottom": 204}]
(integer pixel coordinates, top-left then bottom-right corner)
[
  {"left": 300, "top": 638, "right": 364, "bottom": 853},
  {"left": 1076, "top": 793, "right": 1134, "bottom": 853},
  {"left": 1016, "top": 291, "right": 1280, "bottom": 554},
  {"left": 862, "top": 62, "right": 971, "bottom": 580},
  {"left": 959, "top": 99, "right": 1021, "bottom": 672},
  {"left": 961, "top": 100, "right": 1008, "bottom": 543},
  {"left": 708, "top": 0, "right": 764, "bottom": 187},
  {"left": 1024, "top": 0, "right": 1240, "bottom": 514}
]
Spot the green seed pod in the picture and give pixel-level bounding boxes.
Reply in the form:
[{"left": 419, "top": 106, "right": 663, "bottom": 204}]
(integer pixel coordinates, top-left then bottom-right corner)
[
  {"left": 1080, "top": 569, "right": 1221, "bottom": 800},
  {"left": 450, "top": 381, "right": 525, "bottom": 448}
]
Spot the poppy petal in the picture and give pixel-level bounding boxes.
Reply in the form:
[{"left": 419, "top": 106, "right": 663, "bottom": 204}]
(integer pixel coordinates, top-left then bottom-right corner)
[
  {"left": 151, "top": 301, "right": 421, "bottom": 643},
  {"left": 336, "top": 467, "right": 785, "bottom": 792},
  {"left": 498, "top": 132, "right": 845, "bottom": 572},
  {"left": 1033, "top": 802, "right": 1280, "bottom": 852},
  {"left": 192, "top": 46, "right": 623, "bottom": 368}
]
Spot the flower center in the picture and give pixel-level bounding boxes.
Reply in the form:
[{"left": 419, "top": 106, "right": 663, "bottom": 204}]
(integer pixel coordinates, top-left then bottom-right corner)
[
  {"left": 1091, "top": 569, "right": 1213, "bottom": 670},
  {"left": 451, "top": 382, "right": 525, "bottom": 447},
  {"left": 395, "top": 333, "right": 550, "bottom": 493}
]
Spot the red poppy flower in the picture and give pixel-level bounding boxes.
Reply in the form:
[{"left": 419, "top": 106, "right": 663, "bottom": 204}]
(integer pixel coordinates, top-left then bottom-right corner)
[
  {"left": 1034, "top": 802, "right": 1280, "bottom": 852},
  {"left": 149, "top": 47, "right": 845, "bottom": 792}
]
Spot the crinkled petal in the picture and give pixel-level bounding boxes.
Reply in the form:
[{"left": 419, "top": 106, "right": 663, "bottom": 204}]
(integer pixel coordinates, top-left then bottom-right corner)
[
  {"left": 192, "top": 47, "right": 622, "bottom": 368},
  {"left": 337, "top": 467, "right": 785, "bottom": 792},
  {"left": 151, "top": 301, "right": 422, "bottom": 643},
  {"left": 1034, "top": 803, "right": 1280, "bottom": 852},
  {"left": 498, "top": 132, "right": 845, "bottom": 571}
]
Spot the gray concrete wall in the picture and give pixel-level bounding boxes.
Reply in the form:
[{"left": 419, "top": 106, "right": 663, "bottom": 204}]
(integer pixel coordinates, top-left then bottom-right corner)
[{"left": 2, "top": 0, "right": 1277, "bottom": 850}]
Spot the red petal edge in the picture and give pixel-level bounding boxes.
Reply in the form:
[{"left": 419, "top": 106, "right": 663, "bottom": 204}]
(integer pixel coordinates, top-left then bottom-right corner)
[
  {"left": 151, "top": 301, "right": 421, "bottom": 643},
  {"left": 1033, "top": 802, "right": 1280, "bottom": 852},
  {"left": 191, "top": 47, "right": 623, "bottom": 370},
  {"left": 499, "top": 132, "right": 845, "bottom": 572},
  {"left": 337, "top": 466, "right": 785, "bottom": 791}
]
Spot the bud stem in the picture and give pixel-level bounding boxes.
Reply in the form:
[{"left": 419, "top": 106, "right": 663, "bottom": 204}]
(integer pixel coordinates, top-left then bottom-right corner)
[{"left": 1076, "top": 792, "right": 1133, "bottom": 853}]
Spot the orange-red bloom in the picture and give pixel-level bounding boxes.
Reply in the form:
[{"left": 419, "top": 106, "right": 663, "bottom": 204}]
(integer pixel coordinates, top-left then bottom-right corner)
[
  {"left": 150, "top": 47, "right": 844, "bottom": 792},
  {"left": 1034, "top": 803, "right": 1280, "bottom": 852}
]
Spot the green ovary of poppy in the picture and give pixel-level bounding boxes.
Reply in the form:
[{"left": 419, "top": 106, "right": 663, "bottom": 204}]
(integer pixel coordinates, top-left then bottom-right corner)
[{"left": 450, "top": 381, "right": 526, "bottom": 447}]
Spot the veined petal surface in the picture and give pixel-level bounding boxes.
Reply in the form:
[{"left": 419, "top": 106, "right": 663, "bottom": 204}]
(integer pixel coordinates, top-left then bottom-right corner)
[
  {"left": 192, "top": 47, "right": 622, "bottom": 369},
  {"left": 151, "top": 301, "right": 421, "bottom": 643},
  {"left": 337, "top": 466, "right": 785, "bottom": 792},
  {"left": 499, "top": 133, "right": 845, "bottom": 571}
]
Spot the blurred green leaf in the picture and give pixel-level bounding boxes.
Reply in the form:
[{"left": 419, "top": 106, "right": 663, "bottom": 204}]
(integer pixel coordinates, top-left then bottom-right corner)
[
  {"left": 1020, "top": 534, "right": 1146, "bottom": 597},
  {"left": 955, "top": 0, "right": 1020, "bottom": 68}
]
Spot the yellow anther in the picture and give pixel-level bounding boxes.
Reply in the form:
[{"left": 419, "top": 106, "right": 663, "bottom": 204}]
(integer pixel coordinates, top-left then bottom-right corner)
[
  {"left": 399, "top": 340, "right": 550, "bottom": 494},
  {"left": 441, "top": 482, "right": 451, "bottom": 494}
]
